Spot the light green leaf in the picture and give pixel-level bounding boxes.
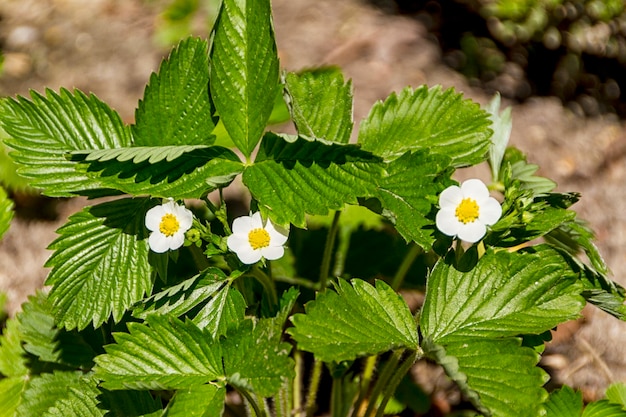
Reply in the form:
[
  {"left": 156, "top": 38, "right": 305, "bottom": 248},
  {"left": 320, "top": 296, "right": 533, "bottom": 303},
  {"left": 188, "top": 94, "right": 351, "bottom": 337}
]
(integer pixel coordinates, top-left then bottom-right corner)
[
  {"left": 485, "top": 92, "right": 511, "bottom": 181},
  {"left": 71, "top": 146, "right": 243, "bottom": 199},
  {"left": 17, "top": 291, "right": 96, "bottom": 368},
  {"left": 243, "top": 133, "right": 382, "bottom": 227},
  {"left": 421, "top": 245, "right": 584, "bottom": 343},
  {"left": 583, "top": 401, "right": 626, "bottom": 417},
  {"left": 94, "top": 314, "right": 223, "bottom": 390},
  {"left": 162, "top": 383, "right": 226, "bottom": 417},
  {"left": 15, "top": 371, "right": 83, "bottom": 417},
  {"left": 133, "top": 37, "right": 216, "bottom": 147},
  {"left": 284, "top": 68, "right": 353, "bottom": 144},
  {"left": 193, "top": 286, "right": 246, "bottom": 337},
  {"left": 0, "top": 317, "right": 28, "bottom": 377},
  {"left": 606, "top": 382, "right": 626, "bottom": 408},
  {"left": 0, "top": 127, "right": 33, "bottom": 193},
  {"left": 289, "top": 279, "right": 418, "bottom": 362},
  {"left": 133, "top": 268, "right": 231, "bottom": 320},
  {"left": 41, "top": 377, "right": 104, "bottom": 417},
  {"left": 0, "top": 186, "right": 12, "bottom": 240},
  {"left": 222, "top": 318, "right": 294, "bottom": 397},
  {"left": 358, "top": 85, "right": 491, "bottom": 166},
  {"left": 544, "top": 385, "right": 583, "bottom": 417},
  {"left": 210, "top": 0, "right": 279, "bottom": 157},
  {"left": 423, "top": 337, "right": 548, "bottom": 417},
  {"left": 45, "top": 197, "right": 153, "bottom": 330},
  {"left": 0, "top": 376, "right": 27, "bottom": 417},
  {"left": 0, "top": 89, "right": 132, "bottom": 196}
]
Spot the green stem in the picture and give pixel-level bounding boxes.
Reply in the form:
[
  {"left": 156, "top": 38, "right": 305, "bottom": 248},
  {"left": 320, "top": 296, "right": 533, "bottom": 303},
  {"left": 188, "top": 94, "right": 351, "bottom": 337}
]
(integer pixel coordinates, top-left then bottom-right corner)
[
  {"left": 362, "top": 350, "right": 403, "bottom": 417},
  {"left": 250, "top": 266, "right": 278, "bottom": 308},
  {"left": 274, "top": 275, "right": 319, "bottom": 290},
  {"left": 305, "top": 359, "right": 324, "bottom": 417},
  {"left": 390, "top": 243, "right": 422, "bottom": 291},
  {"left": 332, "top": 225, "right": 351, "bottom": 277},
  {"left": 294, "top": 350, "right": 304, "bottom": 417},
  {"left": 373, "top": 350, "right": 421, "bottom": 417},
  {"left": 319, "top": 210, "right": 341, "bottom": 292},
  {"left": 350, "top": 355, "right": 378, "bottom": 417},
  {"left": 237, "top": 386, "right": 266, "bottom": 417}
]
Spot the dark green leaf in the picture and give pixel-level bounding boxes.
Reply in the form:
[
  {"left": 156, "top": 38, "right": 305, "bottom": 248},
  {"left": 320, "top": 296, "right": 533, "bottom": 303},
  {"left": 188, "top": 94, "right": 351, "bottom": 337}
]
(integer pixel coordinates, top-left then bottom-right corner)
[
  {"left": 358, "top": 85, "right": 491, "bottom": 166},
  {"left": 192, "top": 286, "right": 246, "bottom": 337},
  {"left": 284, "top": 68, "right": 353, "bottom": 144},
  {"left": 94, "top": 315, "right": 223, "bottom": 390},
  {"left": 162, "top": 383, "right": 226, "bottom": 417},
  {"left": 45, "top": 198, "right": 153, "bottom": 330},
  {"left": 0, "top": 89, "right": 131, "bottom": 196},
  {"left": 133, "top": 37, "right": 216, "bottom": 147},
  {"left": 210, "top": 0, "right": 279, "bottom": 157},
  {"left": 289, "top": 279, "right": 418, "bottom": 362}
]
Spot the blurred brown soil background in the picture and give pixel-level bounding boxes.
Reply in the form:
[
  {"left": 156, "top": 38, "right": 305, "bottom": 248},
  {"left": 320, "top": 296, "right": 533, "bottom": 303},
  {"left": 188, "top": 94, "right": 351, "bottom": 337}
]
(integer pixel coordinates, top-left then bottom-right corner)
[{"left": 1, "top": 0, "right": 626, "bottom": 407}]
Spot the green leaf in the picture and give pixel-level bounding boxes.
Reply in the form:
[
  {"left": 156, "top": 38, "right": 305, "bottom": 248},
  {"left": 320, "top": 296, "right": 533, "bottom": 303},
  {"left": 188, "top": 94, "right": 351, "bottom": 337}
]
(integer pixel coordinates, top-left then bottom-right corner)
[
  {"left": 193, "top": 286, "right": 246, "bottom": 337},
  {"left": 358, "top": 85, "right": 491, "bottom": 166},
  {"left": 17, "top": 291, "right": 97, "bottom": 368},
  {"left": 45, "top": 198, "right": 153, "bottom": 330},
  {"left": 421, "top": 246, "right": 584, "bottom": 343},
  {"left": 485, "top": 93, "right": 511, "bottom": 181},
  {"left": 210, "top": 0, "right": 279, "bottom": 157},
  {"left": 0, "top": 376, "right": 27, "bottom": 417},
  {"left": 243, "top": 133, "right": 381, "bottom": 227},
  {"left": 15, "top": 371, "right": 83, "bottom": 417},
  {"left": 71, "top": 146, "right": 243, "bottom": 199},
  {"left": 41, "top": 377, "right": 104, "bottom": 417},
  {"left": 162, "top": 383, "right": 226, "bottom": 417},
  {"left": 0, "top": 89, "right": 132, "bottom": 196},
  {"left": 0, "top": 317, "right": 28, "bottom": 377},
  {"left": 606, "top": 382, "right": 626, "bottom": 408},
  {"left": 0, "top": 186, "right": 12, "bottom": 240},
  {"left": 289, "top": 279, "right": 418, "bottom": 362},
  {"left": 133, "top": 37, "right": 216, "bottom": 147},
  {"left": 94, "top": 314, "right": 223, "bottom": 390},
  {"left": 133, "top": 268, "right": 231, "bottom": 320},
  {"left": 99, "top": 388, "right": 163, "bottom": 417},
  {"left": 0, "top": 128, "right": 34, "bottom": 192},
  {"left": 544, "top": 385, "right": 583, "bottom": 417},
  {"left": 423, "top": 337, "right": 548, "bottom": 417},
  {"left": 583, "top": 401, "right": 626, "bottom": 417},
  {"left": 284, "top": 68, "right": 353, "bottom": 144},
  {"left": 222, "top": 318, "right": 294, "bottom": 397}
]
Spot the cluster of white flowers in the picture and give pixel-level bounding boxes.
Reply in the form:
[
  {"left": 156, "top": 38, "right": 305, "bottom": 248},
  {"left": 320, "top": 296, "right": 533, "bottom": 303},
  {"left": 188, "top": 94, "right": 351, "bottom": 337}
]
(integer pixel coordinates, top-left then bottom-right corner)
[
  {"left": 435, "top": 179, "right": 501, "bottom": 243},
  {"left": 145, "top": 200, "right": 289, "bottom": 264}
]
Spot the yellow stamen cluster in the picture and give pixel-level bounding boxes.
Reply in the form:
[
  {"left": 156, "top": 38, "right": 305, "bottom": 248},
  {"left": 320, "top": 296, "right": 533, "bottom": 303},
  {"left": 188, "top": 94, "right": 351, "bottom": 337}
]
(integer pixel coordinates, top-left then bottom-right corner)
[
  {"left": 455, "top": 198, "right": 480, "bottom": 224},
  {"left": 248, "top": 228, "right": 271, "bottom": 250},
  {"left": 159, "top": 213, "right": 180, "bottom": 237}
]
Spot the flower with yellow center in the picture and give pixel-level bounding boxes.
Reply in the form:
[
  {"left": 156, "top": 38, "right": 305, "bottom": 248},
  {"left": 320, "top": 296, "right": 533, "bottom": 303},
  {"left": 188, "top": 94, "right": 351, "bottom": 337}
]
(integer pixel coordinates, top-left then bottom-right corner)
[
  {"left": 227, "top": 212, "right": 289, "bottom": 264},
  {"left": 436, "top": 179, "right": 502, "bottom": 243},
  {"left": 145, "top": 199, "right": 193, "bottom": 253}
]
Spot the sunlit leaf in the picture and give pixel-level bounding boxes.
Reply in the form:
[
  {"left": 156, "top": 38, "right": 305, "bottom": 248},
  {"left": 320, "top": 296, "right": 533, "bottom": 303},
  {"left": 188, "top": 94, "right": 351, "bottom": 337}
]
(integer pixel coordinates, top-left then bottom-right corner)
[{"left": 15, "top": 371, "right": 83, "bottom": 417}]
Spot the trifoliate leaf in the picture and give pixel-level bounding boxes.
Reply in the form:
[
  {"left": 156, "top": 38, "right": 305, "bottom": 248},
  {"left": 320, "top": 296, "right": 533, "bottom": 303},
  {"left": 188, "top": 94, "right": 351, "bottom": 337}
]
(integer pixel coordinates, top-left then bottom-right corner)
[
  {"left": 284, "top": 68, "right": 353, "bottom": 144},
  {"left": 45, "top": 198, "right": 153, "bottom": 330},
  {"left": 162, "top": 383, "right": 226, "bottom": 417},
  {"left": 421, "top": 245, "right": 584, "bottom": 343},
  {"left": 243, "top": 133, "right": 382, "bottom": 227},
  {"left": 544, "top": 385, "right": 583, "bottom": 417},
  {"left": 133, "top": 37, "right": 216, "bottom": 147},
  {"left": 0, "top": 317, "right": 27, "bottom": 377},
  {"left": 222, "top": 318, "right": 294, "bottom": 397},
  {"left": 358, "top": 85, "right": 491, "bottom": 166},
  {"left": 0, "top": 376, "right": 27, "bottom": 417},
  {"left": 192, "top": 286, "right": 246, "bottom": 338},
  {"left": 94, "top": 315, "right": 223, "bottom": 390},
  {"left": 0, "top": 89, "right": 132, "bottom": 196},
  {"left": 423, "top": 337, "right": 548, "bottom": 417},
  {"left": 133, "top": 268, "right": 231, "bottom": 320},
  {"left": 71, "top": 146, "right": 243, "bottom": 199},
  {"left": 289, "top": 279, "right": 418, "bottom": 362},
  {"left": 15, "top": 371, "right": 83, "bottom": 417},
  {"left": 606, "top": 382, "right": 626, "bottom": 408},
  {"left": 210, "top": 0, "right": 279, "bottom": 157},
  {"left": 17, "top": 291, "right": 97, "bottom": 368},
  {"left": 485, "top": 93, "right": 511, "bottom": 181},
  {"left": 0, "top": 186, "right": 12, "bottom": 240}
]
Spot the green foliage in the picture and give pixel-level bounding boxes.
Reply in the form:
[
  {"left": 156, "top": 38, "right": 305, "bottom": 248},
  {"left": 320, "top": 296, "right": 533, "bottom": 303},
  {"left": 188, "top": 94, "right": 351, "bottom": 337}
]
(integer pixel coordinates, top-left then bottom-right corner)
[
  {"left": 0, "top": 0, "right": 620, "bottom": 415},
  {"left": 0, "top": 186, "right": 13, "bottom": 242}
]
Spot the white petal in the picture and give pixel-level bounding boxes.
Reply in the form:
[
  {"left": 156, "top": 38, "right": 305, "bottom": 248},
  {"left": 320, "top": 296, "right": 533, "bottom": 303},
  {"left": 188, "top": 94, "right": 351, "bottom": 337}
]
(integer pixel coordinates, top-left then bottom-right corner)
[
  {"left": 250, "top": 212, "right": 265, "bottom": 228},
  {"left": 145, "top": 206, "right": 166, "bottom": 231},
  {"left": 439, "top": 185, "right": 463, "bottom": 210},
  {"left": 174, "top": 205, "right": 193, "bottom": 231},
  {"left": 149, "top": 232, "right": 170, "bottom": 253},
  {"left": 236, "top": 246, "right": 262, "bottom": 264},
  {"left": 265, "top": 221, "right": 289, "bottom": 246},
  {"left": 261, "top": 245, "right": 285, "bottom": 261},
  {"left": 232, "top": 215, "right": 255, "bottom": 235},
  {"left": 169, "top": 232, "right": 185, "bottom": 250},
  {"left": 436, "top": 209, "right": 461, "bottom": 237},
  {"left": 461, "top": 179, "right": 489, "bottom": 202},
  {"left": 457, "top": 222, "right": 486, "bottom": 243},
  {"left": 479, "top": 197, "right": 502, "bottom": 226},
  {"left": 161, "top": 199, "right": 178, "bottom": 213},
  {"left": 227, "top": 234, "right": 250, "bottom": 253}
]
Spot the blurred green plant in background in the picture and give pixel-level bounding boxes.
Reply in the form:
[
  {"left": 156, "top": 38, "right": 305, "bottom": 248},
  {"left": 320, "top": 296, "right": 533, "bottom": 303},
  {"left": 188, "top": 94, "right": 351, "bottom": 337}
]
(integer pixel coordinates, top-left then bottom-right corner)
[{"left": 146, "top": 0, "right": 221, "bottom": 46}]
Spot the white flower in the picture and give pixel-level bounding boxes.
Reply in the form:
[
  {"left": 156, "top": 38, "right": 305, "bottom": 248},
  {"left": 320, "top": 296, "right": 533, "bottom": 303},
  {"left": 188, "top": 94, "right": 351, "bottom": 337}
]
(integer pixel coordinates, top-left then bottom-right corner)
[
  {"left": 145, "top": 199, "right": 193, "bottom": 253},
  {"left": 227, "top": 212, "right": 289, "bottom": 264},
  {"left": 436, "top": 179, "right": 502, "bottom": 243}
]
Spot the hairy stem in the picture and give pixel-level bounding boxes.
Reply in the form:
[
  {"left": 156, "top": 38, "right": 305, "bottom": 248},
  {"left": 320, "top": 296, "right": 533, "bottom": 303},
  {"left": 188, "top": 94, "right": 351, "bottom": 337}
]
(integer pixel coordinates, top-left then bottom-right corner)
[
  {"left": 319, "top": 210, "right": 341, "bottom": 292},
  {"left": 294, "top": 350, "right": 304, "bottom": 417},
  {"left": 237, "top": 386, "right": 266, "bottom": 417},
  {"left": 373, "top": 349, "right": 421, "bottom": 417},
  {"left": 362, "top": 350, "right": 403, "bottom": 417},
  {"left": 305, "top": 359, "right": 324, "bottom": 417},
  {"left": 250, "top": 265, "right": 278, "bottom": 309},
  {"left": 391, "top": 243, "right": 422, "bottom": 290},
  {"left": 350, "top": 355, "right": 378, "bottom": 417}
]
